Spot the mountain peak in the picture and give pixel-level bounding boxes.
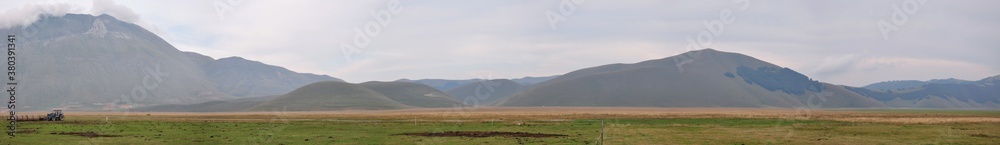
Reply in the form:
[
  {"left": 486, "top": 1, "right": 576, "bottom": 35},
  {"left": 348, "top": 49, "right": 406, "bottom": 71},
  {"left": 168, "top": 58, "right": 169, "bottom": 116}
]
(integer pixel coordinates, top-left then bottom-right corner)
[
  {"left": 980, "top": 75, "right": 1000, "bottom": 84},
  {"left": 695, "top": 48, "right": 718, "bottom": 52},
  {"left": 95, "top": 13, "right": 115, "bottom": 19},
  {"left": 219, "top": 56, "right": 249, "bottom": 61},
  {"left": 679, "top": 48, "right": 746, "bottom": 59}
]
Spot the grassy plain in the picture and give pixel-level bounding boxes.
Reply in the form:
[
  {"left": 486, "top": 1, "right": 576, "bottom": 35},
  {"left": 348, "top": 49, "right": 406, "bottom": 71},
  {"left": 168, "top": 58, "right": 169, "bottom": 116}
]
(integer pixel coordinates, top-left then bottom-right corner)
[{"left": 3, "top": 107, "right": 1000, "bottom": 144}]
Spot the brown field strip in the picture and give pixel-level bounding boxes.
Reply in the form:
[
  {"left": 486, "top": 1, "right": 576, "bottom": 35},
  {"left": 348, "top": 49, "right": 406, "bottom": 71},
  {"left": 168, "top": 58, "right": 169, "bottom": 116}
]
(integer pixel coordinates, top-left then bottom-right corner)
[{"left": 25, "top": 107, "right": 1000, "bottom": 124}]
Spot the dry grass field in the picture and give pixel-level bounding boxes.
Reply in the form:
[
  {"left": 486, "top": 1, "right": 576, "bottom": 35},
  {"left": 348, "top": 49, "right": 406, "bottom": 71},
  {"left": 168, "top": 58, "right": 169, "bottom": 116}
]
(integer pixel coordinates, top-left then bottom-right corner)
[
  {"left": 52, "top": 107, "right": 1000, "bottom": 124},
  {"left": 4, "top": 107, "right": 1000, "bottom": 144}
]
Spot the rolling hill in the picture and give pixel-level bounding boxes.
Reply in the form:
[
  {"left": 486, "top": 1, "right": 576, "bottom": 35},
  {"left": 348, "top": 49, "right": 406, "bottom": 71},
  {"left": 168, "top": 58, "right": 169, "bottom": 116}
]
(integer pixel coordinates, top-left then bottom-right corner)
[
  {"left": 247, "top": 81, "right": 409, "bottom": 111},
  {"left": 132, "top": 95, "right": 280, "bottom": 112},
  {"left": 360, "top": 81, "right": 464, "bottom": 108},
  {"left": 498, "top": 49, "right": 887, "bottom": 108},
  {"left": 246, "top": 81, "right": 463, "bottom": 111}
]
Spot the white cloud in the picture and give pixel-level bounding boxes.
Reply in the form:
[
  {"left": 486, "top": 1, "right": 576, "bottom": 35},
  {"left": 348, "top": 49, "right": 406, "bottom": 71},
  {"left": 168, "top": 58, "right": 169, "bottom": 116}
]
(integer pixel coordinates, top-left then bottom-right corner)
[
  {"left": 0, "top": 2, "right": 78, "bottom": 29},
  {"left": 821, "top": 57, "right": 995, "bottom": 86},
  {"left": 90, "top": 0, "right": 138, "bottom": 23},
  {"left": 89, "top": 0, "right": 162, "bottom": 36},
  {"left": 811, "top": 52, "right": 869, "bottom": 78}
]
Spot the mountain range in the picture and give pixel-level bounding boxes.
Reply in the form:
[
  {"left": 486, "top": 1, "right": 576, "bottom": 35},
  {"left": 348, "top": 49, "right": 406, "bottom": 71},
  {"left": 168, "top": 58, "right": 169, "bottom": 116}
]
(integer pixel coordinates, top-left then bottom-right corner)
[
  {"left": 495, "top": 49, "right": 999, "bottom": 108},
  {"left": 156, "top": 48, "right": 998, "bottom": 111},
  {"left": 848, "top": 76, "right": 1000, "bottom": 108},
  {"left": 863, "top": 78, "right": 978, "bottom": 91},
  {"left": 0, "top": 14, "right": 339, "bottom": 111},
  {"left": 8, "top": 14, "right": 998, "bottom": 111},
  {"left": 395, "top": 75, "right": 557, "bottom": 91}
]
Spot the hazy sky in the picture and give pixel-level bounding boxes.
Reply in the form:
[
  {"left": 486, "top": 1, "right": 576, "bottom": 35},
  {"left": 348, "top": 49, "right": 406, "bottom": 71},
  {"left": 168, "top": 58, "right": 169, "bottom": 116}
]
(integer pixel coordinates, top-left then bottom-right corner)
[{"left": 2, "top": 0, "right": 998, "bottom": 86}]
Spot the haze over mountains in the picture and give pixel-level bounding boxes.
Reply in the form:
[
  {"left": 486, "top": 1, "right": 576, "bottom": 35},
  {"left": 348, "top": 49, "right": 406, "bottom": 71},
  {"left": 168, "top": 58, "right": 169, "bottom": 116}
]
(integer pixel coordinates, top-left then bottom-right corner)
[
  {"left": 863, "top": 78, "right": 979, "bottom": 91},
  {"left": 6, "top": 14, "right": 999, "bottom": 111},
  {"left": 395, "top": 76, "right": 558, "bottom": 91},
  {"left": 445, "top": 79, "right": 526, "bottom": 106}
]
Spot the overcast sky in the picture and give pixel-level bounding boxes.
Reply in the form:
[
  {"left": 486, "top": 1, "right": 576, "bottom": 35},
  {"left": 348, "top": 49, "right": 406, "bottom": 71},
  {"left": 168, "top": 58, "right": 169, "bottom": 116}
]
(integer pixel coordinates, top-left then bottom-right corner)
[{"left": 2, "top": 0, "right": 998, "bottom": 86}]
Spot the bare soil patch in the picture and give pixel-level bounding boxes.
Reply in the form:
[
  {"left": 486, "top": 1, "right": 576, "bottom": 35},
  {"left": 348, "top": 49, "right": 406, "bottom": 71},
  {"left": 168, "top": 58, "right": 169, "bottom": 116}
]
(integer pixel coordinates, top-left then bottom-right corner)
[
  {"left": 970, "top": 133, "right": 1000, "bottom": 138},
  {"left": 52, "top": 131, "right": 122, "bottom": 138},
  {"left": 54, "top": 121, "right": 104, "bottom": 124},
  {"left": 399, "top": 131, "right": 567, "bottom": 138}
]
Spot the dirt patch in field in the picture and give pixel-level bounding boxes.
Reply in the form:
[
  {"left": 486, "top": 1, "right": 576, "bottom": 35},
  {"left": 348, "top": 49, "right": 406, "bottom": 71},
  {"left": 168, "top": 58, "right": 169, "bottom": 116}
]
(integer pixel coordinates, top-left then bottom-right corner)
[
  {"left": 399, "top": 131, "right": 566, "bottom": 138},
  {"left": 52, "top": 131, "right": 121, "bottom": 138},
  {"left": 57, "top": 121, "right": 104, "bottom": 124},
  {"left": 970, "top": 133, "right": 1000, "bottom": 138}
]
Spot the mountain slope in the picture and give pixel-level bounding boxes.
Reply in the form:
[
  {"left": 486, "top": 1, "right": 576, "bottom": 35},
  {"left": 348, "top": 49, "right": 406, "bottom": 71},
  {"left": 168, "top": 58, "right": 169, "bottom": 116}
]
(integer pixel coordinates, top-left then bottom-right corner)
[
  {"left": 0, "top": 14, "right": 338, "bottom": 110},
  {"left": 202, "top": 56, "right": 342, "bottom": 97},
  {"left": 1, "top": 14, "right": 225, "bottom": 110},
  {"left": 511, "top": 76, "right": 559, "bottom": 85},
  {"left": 499, "top": 49, "right": 886, "bottom": 108}
]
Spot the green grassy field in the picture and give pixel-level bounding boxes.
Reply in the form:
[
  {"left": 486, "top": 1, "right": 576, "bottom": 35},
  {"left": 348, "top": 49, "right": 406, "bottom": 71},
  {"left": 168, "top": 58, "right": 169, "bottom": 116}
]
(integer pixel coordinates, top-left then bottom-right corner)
[{"left": 5, "top": 118, "right": 1000, "bottom": 144}]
